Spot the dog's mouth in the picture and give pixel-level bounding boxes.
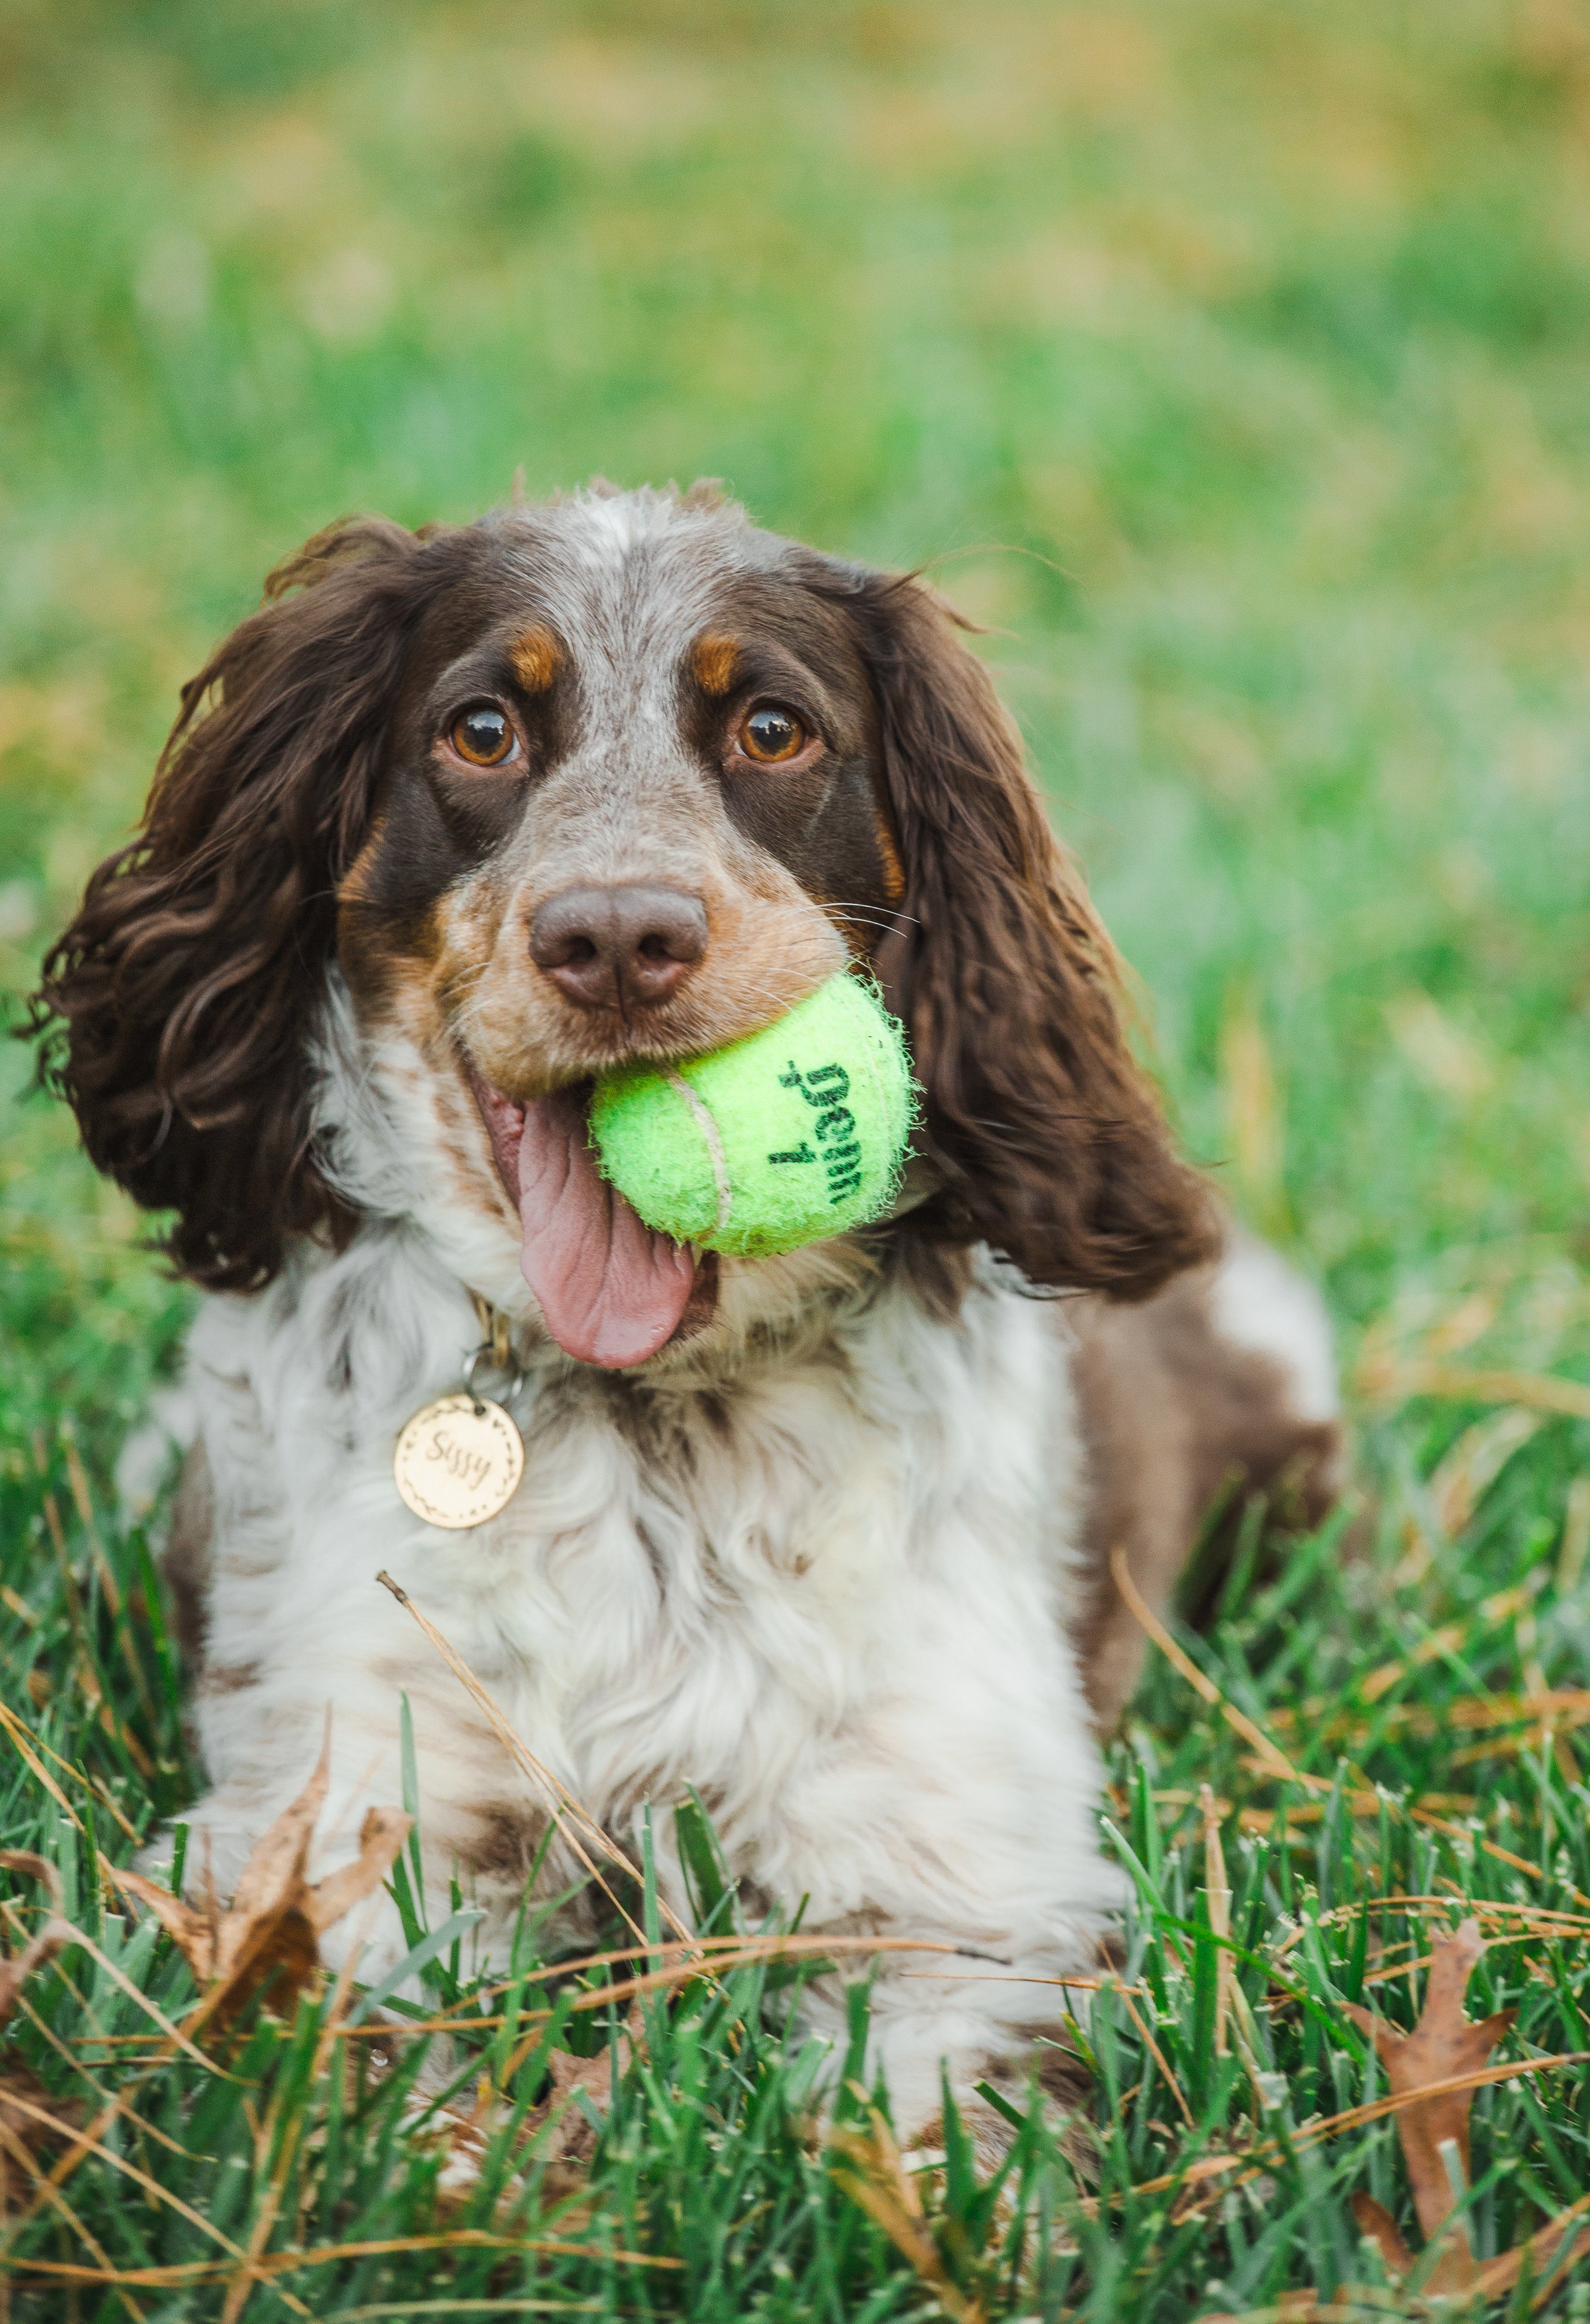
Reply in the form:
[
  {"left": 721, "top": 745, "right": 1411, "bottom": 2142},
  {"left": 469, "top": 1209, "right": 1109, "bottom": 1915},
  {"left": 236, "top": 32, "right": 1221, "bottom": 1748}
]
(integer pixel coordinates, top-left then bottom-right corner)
[{"left": 467, "top": 1067, "right": 717, "bottom": 1370}]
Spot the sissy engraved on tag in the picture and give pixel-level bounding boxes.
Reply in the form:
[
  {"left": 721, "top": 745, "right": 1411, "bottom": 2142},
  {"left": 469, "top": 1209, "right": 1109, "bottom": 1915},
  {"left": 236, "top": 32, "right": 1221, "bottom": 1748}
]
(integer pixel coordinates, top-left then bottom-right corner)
[{"left": 394, "top": 1344, "right": 525, "bottom": 1530}]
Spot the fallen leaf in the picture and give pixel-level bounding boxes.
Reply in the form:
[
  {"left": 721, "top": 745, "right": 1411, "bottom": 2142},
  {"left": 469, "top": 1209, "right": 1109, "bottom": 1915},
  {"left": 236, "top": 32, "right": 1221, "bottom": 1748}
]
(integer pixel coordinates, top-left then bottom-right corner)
[
  {"left": 1474, "top": 2185, "right": 1590, "bottom": 2300},
  {"left": 111, "top": 1740, "right": 410, "bottom": 2031},
  {"left": 392, "top": 2003, "right": 647, "bottom": 2212},
  {"left": 0, "top": 1851, "right": 73, "bottom": 2028},
  {"left": 305, "top": 1807, "right": 411, "bottom": 1935},
  {"left": 520, "top": 2005, "right": 647, "bottom": 2186},
  {"left": 1342, "top": 1915, "right": 1514, "bottom": 2292},
  {"left": 0, "top": 1855, "right": 84, "bottom": 2214},
  {"left": 1348, "top": 2189, "right": 1413, "bottom": 2279},
  {"left": 0, "top": 2063, "right": 85, "bottom": 2215}
]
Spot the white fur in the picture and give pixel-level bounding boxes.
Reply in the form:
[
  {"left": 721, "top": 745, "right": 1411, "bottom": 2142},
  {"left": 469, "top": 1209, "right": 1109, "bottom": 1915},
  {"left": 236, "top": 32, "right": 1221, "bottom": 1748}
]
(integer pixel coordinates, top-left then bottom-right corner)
[
  {"left": 1210, "top": 1229, "right": 1339, "bottom": 1424},
  {"left": 115, "top": 1381, "right": 199, "bottom": 1521},
  {"left": 167, "top": 1009, "right": 1123, "bottom": 2131}
]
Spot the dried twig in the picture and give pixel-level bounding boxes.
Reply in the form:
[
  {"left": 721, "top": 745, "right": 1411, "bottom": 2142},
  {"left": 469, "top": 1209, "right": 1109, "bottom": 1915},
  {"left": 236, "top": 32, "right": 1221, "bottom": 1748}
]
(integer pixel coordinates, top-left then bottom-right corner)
[
  {"left": 1110, "top": 1546, "right": 1326, "bottom": 1791},
  {"left": 1364, "top": 1358, "right": 1590, "bottom": 1423}
]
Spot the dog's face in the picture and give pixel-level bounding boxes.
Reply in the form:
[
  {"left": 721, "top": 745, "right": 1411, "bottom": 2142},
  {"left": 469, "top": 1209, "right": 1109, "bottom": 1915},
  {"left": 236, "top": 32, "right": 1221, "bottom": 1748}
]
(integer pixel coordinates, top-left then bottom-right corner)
[
  {"left": 38, "top": 484, "right": 1215, "bottom": 1360},
  {"left": 340, "top": 502, "right": 899, "bottom": 1089},
  {"left": 336, "top": 495, "right": 912, "bottom": 1362}
]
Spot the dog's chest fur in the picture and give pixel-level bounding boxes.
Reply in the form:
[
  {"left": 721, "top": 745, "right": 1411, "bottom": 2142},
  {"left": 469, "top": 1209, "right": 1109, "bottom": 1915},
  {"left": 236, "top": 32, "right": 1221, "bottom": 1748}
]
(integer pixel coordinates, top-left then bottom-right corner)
[{"left": 184, "top": 1216, "right": 1105, "bottom": 1953}]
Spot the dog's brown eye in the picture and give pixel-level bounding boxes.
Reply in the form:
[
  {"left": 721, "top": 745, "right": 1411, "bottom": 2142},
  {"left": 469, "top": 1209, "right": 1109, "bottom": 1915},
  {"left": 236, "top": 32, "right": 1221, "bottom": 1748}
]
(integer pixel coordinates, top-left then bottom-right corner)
[
  {"left": 738, "top": 705, "right": 806, "bottom": 763},
  {"left": 450, "top": 706, "right": 516, "bottom": 766}
]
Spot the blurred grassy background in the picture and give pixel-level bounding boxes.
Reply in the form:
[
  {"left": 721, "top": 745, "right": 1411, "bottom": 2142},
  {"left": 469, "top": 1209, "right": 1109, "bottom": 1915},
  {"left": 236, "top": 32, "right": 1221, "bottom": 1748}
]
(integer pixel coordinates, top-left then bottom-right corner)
[
  {"left": 13, "top": 12, "right": 1590, "bottom": 2310},
  {"left": 6, "top": 0, "right": 1590, "bottom": 1423}
]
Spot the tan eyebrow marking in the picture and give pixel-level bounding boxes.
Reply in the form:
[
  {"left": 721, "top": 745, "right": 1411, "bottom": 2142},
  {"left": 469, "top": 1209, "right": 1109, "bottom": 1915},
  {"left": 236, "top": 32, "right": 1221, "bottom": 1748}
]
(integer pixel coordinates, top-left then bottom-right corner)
[
  {"left": 690, "top": 633, "right": 742, "bottom": 696},
  {"left": 509, "top": 626, "right": 560, "bottom": 693},
  {"left": 875, "top": 812, "right": 907, "bottom": 905}
]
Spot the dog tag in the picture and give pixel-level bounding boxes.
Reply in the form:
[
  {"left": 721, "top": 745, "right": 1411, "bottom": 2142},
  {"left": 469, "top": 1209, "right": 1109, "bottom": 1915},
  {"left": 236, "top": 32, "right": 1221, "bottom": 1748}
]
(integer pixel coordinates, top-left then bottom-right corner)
[{"left": 394, "top": 1392, "right": 524, "bottom": 1530}]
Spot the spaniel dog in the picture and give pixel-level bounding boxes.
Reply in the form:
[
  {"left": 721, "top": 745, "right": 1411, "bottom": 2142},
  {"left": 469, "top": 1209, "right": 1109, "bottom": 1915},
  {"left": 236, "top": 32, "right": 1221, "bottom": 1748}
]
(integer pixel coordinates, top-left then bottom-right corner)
[{"left": 38, "top": 481, "right": 1339, "bottom": 2140}]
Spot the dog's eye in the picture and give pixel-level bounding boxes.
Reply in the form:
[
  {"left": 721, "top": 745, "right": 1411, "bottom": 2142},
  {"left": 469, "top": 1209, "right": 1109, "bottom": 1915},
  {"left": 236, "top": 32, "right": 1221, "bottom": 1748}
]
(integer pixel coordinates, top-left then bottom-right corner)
[
  {"left": 450, "top": 706, "right": 516, "bottom": 767},
  {"left": 737, "top": 705, "right": 806, "bottom": 764}
]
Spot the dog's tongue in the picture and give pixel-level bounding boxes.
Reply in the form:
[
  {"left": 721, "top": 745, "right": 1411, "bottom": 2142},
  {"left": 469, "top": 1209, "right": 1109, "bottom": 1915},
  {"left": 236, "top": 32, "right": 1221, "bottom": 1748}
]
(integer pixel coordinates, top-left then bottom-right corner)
[{"left": 516, "top": 1091, "right": 697, "bottom": 1369}]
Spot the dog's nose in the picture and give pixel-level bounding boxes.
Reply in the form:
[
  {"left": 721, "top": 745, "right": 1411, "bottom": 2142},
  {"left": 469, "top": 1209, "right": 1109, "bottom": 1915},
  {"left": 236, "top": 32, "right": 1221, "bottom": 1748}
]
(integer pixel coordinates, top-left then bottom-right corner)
[{"left": 528, "top": 883, "right": 709, "bottom": 1011}]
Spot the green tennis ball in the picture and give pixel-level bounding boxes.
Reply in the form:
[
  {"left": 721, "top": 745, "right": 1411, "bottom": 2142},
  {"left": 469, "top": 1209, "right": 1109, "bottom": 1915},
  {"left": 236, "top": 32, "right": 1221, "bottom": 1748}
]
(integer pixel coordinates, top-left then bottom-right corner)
[{"left": 588, "top": 973, "right": 916, "bottom": 1259}]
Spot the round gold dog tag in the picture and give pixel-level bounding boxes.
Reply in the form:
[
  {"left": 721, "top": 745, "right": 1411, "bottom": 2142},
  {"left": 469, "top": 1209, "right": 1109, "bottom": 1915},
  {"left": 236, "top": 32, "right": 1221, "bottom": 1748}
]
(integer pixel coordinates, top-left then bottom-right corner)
[{"left": 394, "top": 1393, "right": 524, "bottom": 1530}]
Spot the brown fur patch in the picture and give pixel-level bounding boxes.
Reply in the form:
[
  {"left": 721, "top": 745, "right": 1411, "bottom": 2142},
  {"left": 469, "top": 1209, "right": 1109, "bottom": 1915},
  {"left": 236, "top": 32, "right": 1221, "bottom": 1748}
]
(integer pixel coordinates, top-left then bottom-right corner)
[
  {"left": 881, "top": 1228, "right": 976, "bottom": 1324},
  {"left": 457, "top": 1800, "right": 548, "bottom": 1883},
  {"left": 1067, "top": 1261, "right": 1343, "bottom": 1733},
  {"left": 690, "top": 632, "right": 741, "bottom": 696},
  {"left": 31, "top": 513, "right": 435, "bottom": 1293},
  {"left": 162, "top": 1440, "right": 214, "bottom": 1670},
  {"left": 199, "top": 1660, "right": 259, "bottom": 1696},
  {"left": 509, "top": 625, "right": 560, "bottom": 693}
]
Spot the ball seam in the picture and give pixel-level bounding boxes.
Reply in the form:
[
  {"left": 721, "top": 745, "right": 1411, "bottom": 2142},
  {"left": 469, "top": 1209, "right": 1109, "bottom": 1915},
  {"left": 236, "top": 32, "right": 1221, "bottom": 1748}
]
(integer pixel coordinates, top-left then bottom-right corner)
[{"left": 662, "top": 1065, "right": 733, "bottom": 1236}]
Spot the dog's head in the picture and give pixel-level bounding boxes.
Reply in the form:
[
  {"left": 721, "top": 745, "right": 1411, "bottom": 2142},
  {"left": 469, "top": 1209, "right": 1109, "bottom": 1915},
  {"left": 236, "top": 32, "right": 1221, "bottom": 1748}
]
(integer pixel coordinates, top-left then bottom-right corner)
[{"left": 37, "top": 483, "right": 1214, "bottom": 1362}]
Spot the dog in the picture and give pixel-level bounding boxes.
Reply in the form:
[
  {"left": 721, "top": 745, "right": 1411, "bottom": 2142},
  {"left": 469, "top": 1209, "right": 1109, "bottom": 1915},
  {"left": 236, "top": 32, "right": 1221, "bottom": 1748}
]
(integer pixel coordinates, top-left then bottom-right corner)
[{"left": 38, "top": 481, "right": 1339, "bottom": 2140}]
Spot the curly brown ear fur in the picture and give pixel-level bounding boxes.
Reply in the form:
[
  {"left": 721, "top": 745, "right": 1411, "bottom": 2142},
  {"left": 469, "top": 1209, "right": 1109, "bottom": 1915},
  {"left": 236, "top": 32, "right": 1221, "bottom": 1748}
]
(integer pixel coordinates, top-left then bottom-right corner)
[
  {"left": 31, "top": 518, "right": 436, "bottom": 1292},
  {"left": 823, "top": 564, "right": 1216, "bottom": 1300}
]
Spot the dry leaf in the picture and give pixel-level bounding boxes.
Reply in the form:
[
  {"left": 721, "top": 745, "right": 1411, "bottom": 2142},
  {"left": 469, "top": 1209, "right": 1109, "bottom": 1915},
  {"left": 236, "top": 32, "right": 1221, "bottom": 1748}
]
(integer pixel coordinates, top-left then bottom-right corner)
[
  {"left": 0, "top": 1851, "right": 73, "bottom": 2029},
  {"left": 1342, "top": 1915, "right": 1514, "bottom": 2292},
  {"left": 111, "top": 1741, "right": 410, "bottom": 2031},
  {"left": 1240, "top": 1920, "right": 1562, "bottom": 2321},
  {"left": 0, "top": 1855, "right": 84, "bottom": 2214},
  {"left": 0, "top": 2062, "right": 85, "bottom": 2216},
  {"left": 300, "top": 1807, "right": 413, "bottom": 1935},
  {"left": 521, "top": 2004, "right": 647, "bottom": 2185},
  {"left": 392, "top": 2003, "right": 647, "bottom": 2211},
  {"left": 1475, "top": 2187, "right": 1590, "bottom": 2300},
  {"left": 1348, "top": 2189, "right": 1414, "bottom": 2279}
]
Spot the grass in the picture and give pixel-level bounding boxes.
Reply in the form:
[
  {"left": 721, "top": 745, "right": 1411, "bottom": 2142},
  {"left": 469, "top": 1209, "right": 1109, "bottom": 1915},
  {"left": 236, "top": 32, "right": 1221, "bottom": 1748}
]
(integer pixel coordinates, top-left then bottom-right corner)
[{"left": 6, "top": 0, "right": 1590, "bottom": 2312}]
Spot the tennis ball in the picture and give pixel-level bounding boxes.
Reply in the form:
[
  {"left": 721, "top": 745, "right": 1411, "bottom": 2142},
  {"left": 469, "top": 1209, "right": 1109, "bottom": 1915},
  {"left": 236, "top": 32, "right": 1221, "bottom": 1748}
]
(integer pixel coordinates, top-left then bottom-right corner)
[{"left": 588, "top": 973, "right": 915, "bottom": 1259}]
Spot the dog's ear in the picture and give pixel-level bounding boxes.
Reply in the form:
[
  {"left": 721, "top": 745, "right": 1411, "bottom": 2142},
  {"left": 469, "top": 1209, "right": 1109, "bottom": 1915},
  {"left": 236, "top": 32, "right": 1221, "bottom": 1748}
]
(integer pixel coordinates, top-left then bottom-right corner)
[
  {"left": 32, "top": 517, "right": 436, "bottom": 1292},
  {"left": 831, "top": 566, "right": 1215, "bottom": 1299}
]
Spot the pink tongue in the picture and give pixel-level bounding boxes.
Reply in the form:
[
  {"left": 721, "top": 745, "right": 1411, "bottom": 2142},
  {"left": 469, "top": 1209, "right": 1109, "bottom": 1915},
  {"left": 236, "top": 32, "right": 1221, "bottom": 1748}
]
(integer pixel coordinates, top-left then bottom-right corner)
[{"left": 516, "top": 1091, "right": 697, "bottom": 1369}]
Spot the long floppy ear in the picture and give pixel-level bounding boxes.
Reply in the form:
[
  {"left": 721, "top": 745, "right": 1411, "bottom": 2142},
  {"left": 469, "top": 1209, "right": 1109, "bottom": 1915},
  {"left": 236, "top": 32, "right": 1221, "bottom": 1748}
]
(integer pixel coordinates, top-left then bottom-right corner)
[
  {"left": 32, "top": 517, "right": 435, "bottom": 1292},
  {"left": 829, "top": 565, "right": 1216, "bottom": 1300}
]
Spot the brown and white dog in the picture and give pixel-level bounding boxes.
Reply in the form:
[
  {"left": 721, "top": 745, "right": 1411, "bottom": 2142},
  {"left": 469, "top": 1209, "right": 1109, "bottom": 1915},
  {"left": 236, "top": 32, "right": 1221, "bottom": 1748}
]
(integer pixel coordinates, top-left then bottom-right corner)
[{"left": 39, "top": 481, "right": 1339, "bottom": 2136}]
